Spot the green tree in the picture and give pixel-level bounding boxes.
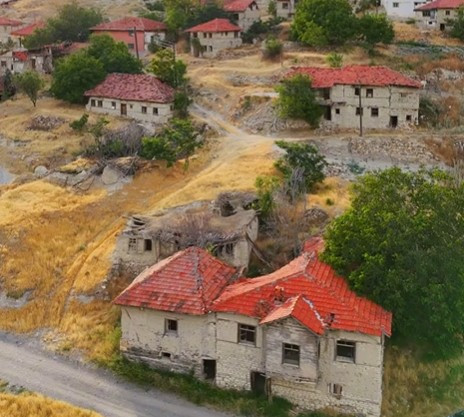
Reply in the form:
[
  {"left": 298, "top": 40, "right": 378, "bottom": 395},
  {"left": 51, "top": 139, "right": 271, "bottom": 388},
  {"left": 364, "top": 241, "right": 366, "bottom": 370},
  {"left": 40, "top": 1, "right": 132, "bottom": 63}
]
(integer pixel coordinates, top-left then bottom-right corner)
[
  {"left": 174, "top": 90, "right": 192, "bottom": 118},
  {"left": 1, "top": 69, "right": 16, "bottom": 100},
  {"left": 24, "top": 1, "right": 103, "bottom": 48},
  {"left": 274, "top": 140, "right": 327, "bottom": 193},
  {"left": 292, "top": 0, "right": 357, "bottom": 46},
  {"left": 141, "top": 118, "right": 201, "bottom": 167},
  {"left": 358, "top": 14, "right": 394, "bottom": 45},
  {"left": 275, "top": 73, "right": 323, "bottom": 127},
  {"left": 326, "top": 52, "right": 343, "bottom": 68},
  {"left": 262, "top": 36, "right": 283, "bottom": 60},
  {"left": 164, "top": 0, "right": 193, "bottom": 32},
  {"left": 51, "top": 51, "right": 106, "bottom": 104},
  {"left": 87, "top": 35, "right": 143, "bottom": 74},
  {"left": 148, "top": 49, "right": 187, "bottom": 88},
  {"left": 322, "top": 168, "right": 464, "bottom": 358},
  {"left": 450, "top": 6, "right": 464, "bottom": 40},
  {"left": 187, "top": 4, "right": 229, "bottom": 28},
  {"left": 268, "top": 0, "right": 277, "bottom": 18},
  {"left": 254, "top": 175, "right": 281, "bottom": 217},
  {"left": 13, "top": 71, "right": 45, "bottom": 107}
]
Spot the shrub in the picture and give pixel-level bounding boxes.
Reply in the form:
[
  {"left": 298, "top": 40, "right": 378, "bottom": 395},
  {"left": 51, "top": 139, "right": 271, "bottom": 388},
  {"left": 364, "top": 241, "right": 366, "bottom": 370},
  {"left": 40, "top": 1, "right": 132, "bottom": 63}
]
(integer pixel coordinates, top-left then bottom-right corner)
[
  {"left": 148, "top": 49, "right": 187, "bottom": 88},
  {"left": 254, "top": 175, "right": 281, "bottom": 217},
  {"left": 419, "top": 96, "right": 441, "bottom": 127},
  {"left": 262, "top": 36, "right": 283, "bottom": 60},
  {"left": 326, "top": 52, "right": 343, "bottom": 68},
  {"left": 268, "top": 0, "right": 277, "bottom": 18},
  {"left": 174, "top": 90, "right": 192, "bottom": 118},
  {"left": 450, "top": 6, "right": 464, "bottom": 41},
  {"left": 13, "top": 70, "right": 45, "bottom": 107},
  {"left": 69, "top": 114, "right": 89, "bottom": 133},
  {"left": 358, "top": 13, "right": 394, "bottom": 45}
]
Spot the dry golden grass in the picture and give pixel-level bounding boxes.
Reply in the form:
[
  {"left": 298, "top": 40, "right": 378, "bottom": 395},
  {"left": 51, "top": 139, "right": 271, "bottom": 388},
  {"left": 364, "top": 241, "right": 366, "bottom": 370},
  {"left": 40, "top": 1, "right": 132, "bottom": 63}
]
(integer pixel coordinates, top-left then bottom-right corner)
[
  {"left": 394, "top": 21, "right": 464, "bottom": 46},
  {"left": 0, "top": 393, "right": 102, "bottom": 417},
  {"left": 310, "top": 177, "right": 351, "bottom": 218}
]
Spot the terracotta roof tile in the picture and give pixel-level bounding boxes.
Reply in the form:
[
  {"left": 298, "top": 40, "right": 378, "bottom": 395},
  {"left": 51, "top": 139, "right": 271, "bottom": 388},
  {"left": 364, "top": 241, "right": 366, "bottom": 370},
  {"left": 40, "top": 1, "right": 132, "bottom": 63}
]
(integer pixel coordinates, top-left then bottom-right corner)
[
  {"left": 10, "top": 21, "right": 45, "bottom": 37},
  {"left": 91, "top": 17, "right": 166, "bottom": 32},
  {"left": 0, "top": 17, "right": 22, "bottom": 26},
  {"left": 212, "top": 237, "right": 392, "bottom": 337},
  {"left": 186, "top": 18, "right": 241, "bottom": 33},
  {"left": 415, "top": 0, "right": 464, "bottom": 9},
  {"left": 84, "top": 73, "right": 174, "bottom": 103},
  {"left": 288, "top": 66, "right": 421, "bottom": 89},
  {"left": 12, "top": 50, "right": 27, "bottom": 61},
  {"left": 224, "top": 0, "right": 257, "bottom": 12},
  {"left": 114, "top": 247, "right": 237, "bottom": 315}
]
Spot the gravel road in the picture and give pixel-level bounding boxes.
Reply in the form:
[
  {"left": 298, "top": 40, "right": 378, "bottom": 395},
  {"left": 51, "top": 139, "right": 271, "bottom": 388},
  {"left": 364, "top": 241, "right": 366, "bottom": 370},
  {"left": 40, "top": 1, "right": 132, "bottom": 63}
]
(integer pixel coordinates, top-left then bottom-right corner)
[{"left": 0, "top": 332, "right": 231, "bottom": 417}]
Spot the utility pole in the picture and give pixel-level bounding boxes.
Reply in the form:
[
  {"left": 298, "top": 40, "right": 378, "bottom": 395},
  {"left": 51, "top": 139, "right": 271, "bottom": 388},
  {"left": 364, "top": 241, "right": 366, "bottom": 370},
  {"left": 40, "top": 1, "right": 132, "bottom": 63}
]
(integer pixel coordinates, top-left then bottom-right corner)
[
  {"left": 358, "top": 84, "right": 363, "bottom": 137},
  {"left": 133, "top": 26, "right": 140, "bottom": 60}
]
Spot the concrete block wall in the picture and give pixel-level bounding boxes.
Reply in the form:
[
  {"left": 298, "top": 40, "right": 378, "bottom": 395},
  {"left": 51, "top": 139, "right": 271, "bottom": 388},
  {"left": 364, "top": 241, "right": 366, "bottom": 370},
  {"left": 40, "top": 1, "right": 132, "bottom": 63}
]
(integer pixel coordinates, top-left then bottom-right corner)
[{"left": 189, "top": 31, "right": 242, "bottom": 58}]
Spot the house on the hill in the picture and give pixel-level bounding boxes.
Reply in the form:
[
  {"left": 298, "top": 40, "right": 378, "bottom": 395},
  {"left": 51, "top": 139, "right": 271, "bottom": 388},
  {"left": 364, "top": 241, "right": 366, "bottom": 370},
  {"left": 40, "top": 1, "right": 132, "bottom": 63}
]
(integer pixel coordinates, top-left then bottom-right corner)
[
  {"left": 113, "top": 194, "right": 259, "bottom": 272},
  {"left": 0, "top": 16, "right": 22, "bottom": 43},
  {"left": 10, "top": 21, "right": 45, "bottom": 47},
  {"left": 414, "top": 0, "right": 464, "bottom": 30},
  {"left": 287, "top": 65, "right": 421, "bottom": 129},
  {"left": 224, "top": 0, "right": 261, "bottom": 31},
  {"left": 90, "top": 17, "right": 167, "bottom": 57},
  {"left": 84, "top": 73, "right": 174, "bottom": 123},
  {"left": 0, "top": 46, "right": 53, "bottom": 75},
  {"left": 114, "top": 237, "right": 392, "bottom": 417},
  {"left": 382, "top": 0, "right": 427, "bottom": 18},
  {"left": 185, "top": 18, "right": 242, "bottom": 58},
  {"left": 276, "top": 0, "right": 298, "bottom": 19}
]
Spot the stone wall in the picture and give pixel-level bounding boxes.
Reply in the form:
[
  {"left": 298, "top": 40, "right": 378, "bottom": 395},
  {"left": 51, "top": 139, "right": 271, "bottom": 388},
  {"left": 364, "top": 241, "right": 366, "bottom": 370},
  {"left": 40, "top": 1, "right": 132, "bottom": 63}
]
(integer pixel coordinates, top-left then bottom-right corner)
[
  {"left": 189, "top": 31, "right": 242, "bottom": 58},
  {"left": 86, "top": 97, "right": 173, "bottom": 124}
]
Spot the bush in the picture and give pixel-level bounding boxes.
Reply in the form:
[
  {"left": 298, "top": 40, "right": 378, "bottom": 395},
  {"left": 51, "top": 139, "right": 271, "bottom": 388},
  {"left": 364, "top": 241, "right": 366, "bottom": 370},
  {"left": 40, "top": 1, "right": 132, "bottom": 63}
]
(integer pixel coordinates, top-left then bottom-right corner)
[
  {"left": 242, "top": 18, "right": 283, "bottom": 43},
  {"left": 419, "top": 96, "right": 441, "bottom": 127},
  {"left": 69, "top": 114, "right": 89, "bottom": 132},
  {"left": 451, "top": 7, "right": 464, "bottom": 40},
  {"left": 174, "top": 90, "right": 192, "bottom": 118},
  {"left": 325, "top": 52, "right": 343, "bottom": 68},
  {"left": 358, "top": 13, "right": 394, "bottom": 45},
  {"left": 254, "top": 175, "right": 281, "bottom": 217},
  {"left": 13, "top": 70, "right": 45, "bottom": 107},
  {"left": 275, "top": 74, "right": 323, "bottom": 127},
  {"left": 262, "top": 36, "right": 283, "bottom": 60}
]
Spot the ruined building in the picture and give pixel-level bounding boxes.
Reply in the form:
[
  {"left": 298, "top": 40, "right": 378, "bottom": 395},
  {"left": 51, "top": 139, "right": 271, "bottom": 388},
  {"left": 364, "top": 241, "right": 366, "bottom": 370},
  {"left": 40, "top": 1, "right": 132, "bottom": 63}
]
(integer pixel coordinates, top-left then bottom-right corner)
[
  {"left": 113, "top": 193, "right": 259, "bottom": 272},
  {"left": 114, "top": 237, "right": 392, "bottom": 417}
]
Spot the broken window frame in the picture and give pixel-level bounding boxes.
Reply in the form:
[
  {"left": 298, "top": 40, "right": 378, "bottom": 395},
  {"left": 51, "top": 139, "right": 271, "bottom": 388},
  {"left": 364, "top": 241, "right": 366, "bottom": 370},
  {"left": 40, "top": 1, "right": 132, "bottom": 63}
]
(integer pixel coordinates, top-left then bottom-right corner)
[
  {"left": 335, "top": 340, "right": 356, "bottom": 363},
  {"left": 128, "top": 238, "right": 137, "bottom": 252},
  {"left": 366, "top": 88, "right": 374, "bottom": 98},
  {"left": 165, "top": 318, "right": 178, "bottom": 335},
  {"left": 238, "top": 323, "right": 256, "bottom": 345},
  {"left": 282, "top": 343, "right": 300, "bottom": 366},
  {"left": 144, "top": 239, "right": 153, "bottom": 252}
]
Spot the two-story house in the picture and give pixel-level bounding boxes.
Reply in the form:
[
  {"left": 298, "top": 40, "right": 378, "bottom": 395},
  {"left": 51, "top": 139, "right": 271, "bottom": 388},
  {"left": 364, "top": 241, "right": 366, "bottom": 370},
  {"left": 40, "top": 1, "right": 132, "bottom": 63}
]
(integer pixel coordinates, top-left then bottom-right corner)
[
  {"left": 90, "top": 17, "right": 167, "bottom": 57},
  {"left": 186, "top": 18, "right": 242, "bottom": 58},
  {"left": 115, "top": 238, "right": 392, "bottom": 417},
  {"left": 288, "top": 65, "right": 421, "bottom": 130},
  {"left": 414, "top": 0, "right": 464, "bottom": 30},
  {"left": 0, "top": 16, "right": 22, "bottom": 43},
  {"left": 276, "top": 0, "right": 298, "bottom": 19},
  {"left": 382, "top": 0, "right": 427, "bottom": 18},
  {"left": 224, "top": 0, "right": 261, "bottom": 31},
  {"left": 84, "top": 73, "right": 174, "bottom": 123}
]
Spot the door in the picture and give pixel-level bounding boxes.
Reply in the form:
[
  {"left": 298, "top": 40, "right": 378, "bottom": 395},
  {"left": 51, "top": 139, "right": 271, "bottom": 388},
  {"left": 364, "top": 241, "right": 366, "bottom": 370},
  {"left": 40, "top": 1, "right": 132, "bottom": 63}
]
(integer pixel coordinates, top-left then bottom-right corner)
[
  {"left": 203, "top": 359, "right": 216, "bottom": 380},
  {"left": 120, "top": 103, "right": 127, "bottom": 116},
  {"left": 323, "top": 105, "right": 332, "bottom": 121},
  {"left": 390, "top": 116, "right": 398, "bottom": 128},
  {"left": 440, "top": 23, "right": 445, "bottom": 31},
  {"left": 250, "top": 372, "right": 267, "bottom": 395},
  {"left": 31, "top": 58, "right": 36, "bottom": 69}
]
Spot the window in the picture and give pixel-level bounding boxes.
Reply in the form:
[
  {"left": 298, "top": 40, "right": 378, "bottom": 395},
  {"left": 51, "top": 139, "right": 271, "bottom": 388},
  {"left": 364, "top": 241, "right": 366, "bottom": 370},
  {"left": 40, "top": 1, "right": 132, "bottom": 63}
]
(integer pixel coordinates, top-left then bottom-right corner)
[
  {"left": 209, "top": 45, "right": 213, "bottom": 52},
  {"left": 371, "top": 107, "right": 379, "bottom": 117},
  {"left": 366, "top": 88, "right": 373, "bottom": 98},
  {"left": 331, "top": 383, "right": 343, "bottom": 398},
  {"left": 282, "top": 1, "right": 289, "bottom": 8},
  {"left": 128, "top": 43, "right": 134, "bottom": 49},
  {"left": 234, "top": 31, "right": 239, "bottom": 38},
  {"left": 153, "top": 107, "right": 159, "bottom": 115},
  {"left": 128, "top": 238, "right": 137, "bottom": 252},
  {"left": 165, "top": 319, "right": 178, "bottom": 334},
  {"left": 423, "top": 10, "right": 430, "bottom": 16},
  {"left": 356, "top": 107, "right": 363, "bottom": 116},
  {"left": 393, "top": 2, "right": 399, "bottom": 6},
  {"left": 144, "top": 239, "right": 152, "bottom": 251},
  {"left": 354, "top": 87, "right": 360, "bottom": 96},
  {"left": 209, "top": 33, "right": 213, "bottom": 38},
  {"left": 0, "top": 61, "right": 6, "bottom": 67},
  {"left": 336, "top": 340, "right": 356, "bottom": 363},
  {"left": 400, "top": 92, "right": 409, "bottom": 98},
  {"left": 224, "top": 243, "right": 234, "bottom": 255},
  {"left": 97, "top": 100, "right": 103, "bottom": 108},
  {"left": 238, "top": 324, "right": 256, "bottom": 344},
  {"left": 111, "top": 101, "right": 116, "bottom": 110},
  {"left": 203, "top": 33, "right": 207, "bottom": 38},
  {"left": 141, "top": 106, "right": 147, "bottom": 114},
  {"left": 322, "top": 88, "right": 330, "bottom": 100},
  {"left": 406, "top": 114, "right": 412, "bottom": 122},
  {"left": 90, "top": 99, "right": 96, "bottom": 107},
  {"left": 446, "top": 10, "right": 450, "bottom": 14},
  {"left": 335, "top": 108, "right": 340, "bottom": 115},
  {"left": 161, "top": 352, "right": 171, "bottom": 358},
  {"left": 283, "top": 343, "right": 300, "bottom": 366}
]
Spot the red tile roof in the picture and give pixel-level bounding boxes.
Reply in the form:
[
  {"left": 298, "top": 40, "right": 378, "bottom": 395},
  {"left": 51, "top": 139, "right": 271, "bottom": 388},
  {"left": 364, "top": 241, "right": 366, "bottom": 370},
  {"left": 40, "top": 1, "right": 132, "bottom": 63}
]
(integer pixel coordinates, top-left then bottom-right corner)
[
  {"left": 415, "top": 0, "right": 464, "bottom": 10},
  {"left": 84, "top": 73, "right": 175, "bottom": 103},
  {"left": 10, "top": 21, "right": 45, "bottom": 37},
  {"left": 0, "top": 17, "right": 22, "bottom": 26},
  {"left": 212, "top": 237, "right": 392, "bottom": 337},
  {"left": 114, "top": 247, "right": 237, "bottom": 315},
  {"left": 12, "top": 50, "right": 27, "bottom": 61},
  {"left": 224, "top": 0, "right": 257, "bottom": 12},
  {"left": 91, "top": 17, "right": 166, "bottom": 32},
  {"left": 186, "top": 18, "right": 241, "bottom": 33},
  {"left": 288, "top": 66, "right": 421, "bottom": 89}
]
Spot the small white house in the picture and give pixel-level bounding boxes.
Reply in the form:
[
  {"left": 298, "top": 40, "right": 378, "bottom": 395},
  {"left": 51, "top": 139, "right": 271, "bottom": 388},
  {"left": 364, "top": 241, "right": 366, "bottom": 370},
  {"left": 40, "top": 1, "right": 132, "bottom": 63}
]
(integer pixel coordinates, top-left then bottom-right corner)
[
  {"left": 382, "top": 0, "right": 427, "bottom": 19},
  {"left": 186, "top": 18, "right": 242, "bottom": 58},
  {"left": 276, "top": 0, "right": 298, "bottom": 19},
  {"left": 224, "top": 0, "right": 261, "bottom": 31},
  {"left": 84, "top": 73, "right": 174, "bottom": 124},
  {"left": 0, "top": 16, "right": 22, "bottom": 43},
  {"left": 0, "top": 47, "right": 52, "bottom": 76}
]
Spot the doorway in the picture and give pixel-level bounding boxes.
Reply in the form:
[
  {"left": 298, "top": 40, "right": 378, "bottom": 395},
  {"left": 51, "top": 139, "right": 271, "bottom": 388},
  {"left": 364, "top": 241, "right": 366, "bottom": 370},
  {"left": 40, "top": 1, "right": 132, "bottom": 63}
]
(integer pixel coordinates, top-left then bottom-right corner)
[
  {"left": 120, "top": 103, "right": 127, "bottom": 116},
  {"left": 323, "top": 106, "right": 332, "bottom": 121},
  {"left": 440, "top": 23, "right": 445, "bottom": 31},
  {"left": 203, "top": 359, "right": 216, "bottom": 380},
  {"left": 250, "top": 372, "right": 267, "bottom": 395},
  {"left": 390, "top": 115, "right": 398, "bottom": 128}
]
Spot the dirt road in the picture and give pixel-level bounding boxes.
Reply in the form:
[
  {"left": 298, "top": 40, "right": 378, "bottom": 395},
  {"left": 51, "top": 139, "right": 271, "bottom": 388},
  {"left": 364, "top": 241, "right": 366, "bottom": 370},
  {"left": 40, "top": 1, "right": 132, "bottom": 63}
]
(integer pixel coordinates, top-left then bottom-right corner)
[{"left": 0, "top": 333, "right": 231, "bottom": 417}]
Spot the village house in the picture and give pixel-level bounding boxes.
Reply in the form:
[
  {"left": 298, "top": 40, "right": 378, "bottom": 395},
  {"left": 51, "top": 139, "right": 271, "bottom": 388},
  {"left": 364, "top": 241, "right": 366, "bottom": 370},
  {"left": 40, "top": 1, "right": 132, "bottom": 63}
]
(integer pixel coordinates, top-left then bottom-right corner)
[
  {"left": 414, "top": 0, "right": 463, "bottom": 30},
  {"left": 113, "top": 195, "right": 259, "bottom": 273},
  {"left": 90, "top": 17, "right": 167, "bottom": 57},
  {"left": 114, "top": 237, "right": 392, "bottom": 417},
  {"left": 381, "top": 0, "right": 427, "bottom": 19},
  {"left": 10, "top": 21, "right": 45, "bottom": 47},
  {"left": 0, "top": 46, "right": 53, "bottom": 75},
  {"left": 288, "top": 65, "right": 421, "bottom": 129},
  {"left": 0, "top": 16, "right": 22, "bottom": 44},
  {"left": 224, "top": 0, "right": 261, "bottom": 31},
  {"left": 276, "top": 0, "right": 298, "bottom": 19},
  {"left": 186, "top": 18, "right": 242, "bottom": 58},
  {"left": 84, "top": 73, "right": 174, "bottom": 123}
]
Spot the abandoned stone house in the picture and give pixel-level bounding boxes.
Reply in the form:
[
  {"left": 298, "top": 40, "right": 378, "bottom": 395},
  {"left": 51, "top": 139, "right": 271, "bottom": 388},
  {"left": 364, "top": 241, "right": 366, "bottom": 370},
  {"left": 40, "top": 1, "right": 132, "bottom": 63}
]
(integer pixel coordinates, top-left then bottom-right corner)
[
  {"left": 276, "top": 0, "right": 298, "bottom": 19},
  {"left": 224, "top": 0, "right": 261, "bottom": 31},
  {"left": 414, "top": 0, "right": 463, "bottom": 31},
  {"left": 0, "top": 16, "right": 21, "bottom": 43},
  {"left": 91, "top": 17, "right": 167, "bottom": 57},
  {"left": 10, "top": 21, "right": 45, "bottom": 47},
  {"left": 0, "top": 47, "right": 52, "bottom": 75},
  {"left": 84, "top": 73, "right": 174, "bottom": 123},
  {"left": 186, "top": 18, "right": 242, "bottom": 58},
  {"left": 114, "top": 237, "right": 392, "bottom": 417},
  {"left": 288, "top": 65, "right": 421, "bottom": 129},
  {"left": 113, "top": 197, "right": 259, "bottom": 273}
]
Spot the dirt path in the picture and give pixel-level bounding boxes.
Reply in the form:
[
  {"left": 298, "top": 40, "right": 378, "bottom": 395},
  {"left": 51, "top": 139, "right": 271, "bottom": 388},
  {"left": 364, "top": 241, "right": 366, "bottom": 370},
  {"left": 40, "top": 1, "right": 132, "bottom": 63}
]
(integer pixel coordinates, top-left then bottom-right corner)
[{"left": 0, "top": 332, "right": 231, "bottom": 417}]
